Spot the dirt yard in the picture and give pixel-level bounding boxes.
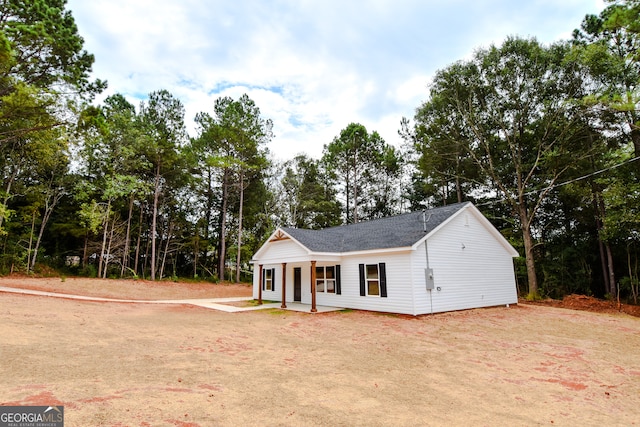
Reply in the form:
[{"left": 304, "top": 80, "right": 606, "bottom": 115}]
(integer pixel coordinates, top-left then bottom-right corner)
[{"left": 1, "top": 276, "right": 639, "bottom": 426}]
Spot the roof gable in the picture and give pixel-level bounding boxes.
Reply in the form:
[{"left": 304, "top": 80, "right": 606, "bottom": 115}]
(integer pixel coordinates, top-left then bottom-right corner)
[{"left": 281, "top": 202, "right": 470, "bottom": 253}]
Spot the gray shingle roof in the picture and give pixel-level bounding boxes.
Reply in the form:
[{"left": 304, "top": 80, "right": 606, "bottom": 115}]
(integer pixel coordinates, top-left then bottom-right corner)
[{"left": 282, "top": 202, "right": 469, "bottom": 253}]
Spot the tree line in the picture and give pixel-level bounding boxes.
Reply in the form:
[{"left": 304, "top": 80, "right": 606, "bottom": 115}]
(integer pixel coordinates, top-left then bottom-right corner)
[{"left": 1, "top": 0, "right": 639, "bottom": 303}]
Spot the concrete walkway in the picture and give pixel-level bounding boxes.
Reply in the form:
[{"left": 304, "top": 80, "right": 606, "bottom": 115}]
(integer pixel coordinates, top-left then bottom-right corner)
[{"left": 0, "top": 286, "right": 343, "bottom": 313}]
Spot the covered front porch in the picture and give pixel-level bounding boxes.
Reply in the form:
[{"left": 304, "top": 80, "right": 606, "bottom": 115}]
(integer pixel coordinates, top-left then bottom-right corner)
[{"left": 256, "top": 258, "right": 340, "bottom": 313}]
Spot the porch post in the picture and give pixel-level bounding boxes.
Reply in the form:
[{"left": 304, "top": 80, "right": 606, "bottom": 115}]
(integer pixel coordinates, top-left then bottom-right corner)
[
  {"left": 258, "top": 264, "right": 263, "bottom": 305},
  {"left": 310, "top": 260, "right": 317, "bottom": 313},
  {"left": 281, "top": 262, "right": 287, "bottom": 309}
]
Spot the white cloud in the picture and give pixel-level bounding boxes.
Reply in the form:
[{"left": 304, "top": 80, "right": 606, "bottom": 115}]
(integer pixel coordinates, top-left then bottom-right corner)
[{"left": 68, "top": 0, "right": 606, "bottom": 160}]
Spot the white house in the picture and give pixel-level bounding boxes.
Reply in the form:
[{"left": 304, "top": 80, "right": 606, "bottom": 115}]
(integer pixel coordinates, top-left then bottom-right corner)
[{"left": 251, "top": 202, "right": 519, "bottom": 315}]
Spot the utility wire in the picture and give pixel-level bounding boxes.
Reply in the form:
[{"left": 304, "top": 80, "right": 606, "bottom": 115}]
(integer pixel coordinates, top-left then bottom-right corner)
[{"left": 477, "top": 154, "right": 640, "bottom": 207}]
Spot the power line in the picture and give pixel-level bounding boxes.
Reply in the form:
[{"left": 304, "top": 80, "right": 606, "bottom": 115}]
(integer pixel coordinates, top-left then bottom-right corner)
[
  {"left": 477, "top": 154, "right": 640, "bottom": 207},
  {"left": 534, "top": 154, "right": 640, "bottom": 193}
]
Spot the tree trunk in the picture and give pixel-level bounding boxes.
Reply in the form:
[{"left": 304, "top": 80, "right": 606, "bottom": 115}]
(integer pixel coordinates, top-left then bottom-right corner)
[
  {"left": 29, "top": 191, "right": 61, "bottom": 273},
  {"left": 629, "top": 112, "right": 640, "bottom": 162},
  {"left": 590, "top": 183, "right": 610, "bottom": 293},
  {"left": 160, "top": 221, "right": 173, "bottom": 280},
  {"left": 597, "top": 234, "right": 610, "bottom": 293},
  {"left": 133, "top": 205, "right": 144, "bottom": 277},
  {"left": 151, "top": 164, "right": 161, "bottom": 281},
  {"left": 193, "top": 233, "right": 199, "bottom": 279},
  {"left": 455, "top": 148, "right": 463, "bottom": 203},
  {"left": 235, "top": 171, "right": 244, "bottom": 283},
  {"left": 218, "top": 169, "right": 229, "bottom": 281},
  {"left": 98, "top": 200, "right": 111, "bottom": 278},
  {"left": 30, "top": 218, "right": 48, "bottom": 274},
  {"left": 0, "top": 166, "right": 19, "bottom": 232},
  {"left": 27, "top": 211, "right": 35, "bottom": 272},
  {"left": 352, "top": 146, "right": 361, "bottom": 224},
  {"left": 591, "top": 181, "right": 616, "bottom": 296},
  {"left": 605, "top": 242, "right": 616, "bottom": 297},
  {"left": 121, "top": 195, "right": 134, "bottom": 277},
  {"left": 627, "top": 244, "right": 638, "bottom": 305},
  {"left": 103, "top": 216, "right": 116, "bottom": 279},
  {"left": 345, "top": 172, "right": 350, "bottom": 224},
  {"left": 204, "top": 168, "right": 214, "bottom": 276},
  {"left": 518, "top": 205, "right": 538, "bottom": 297},
  {"left": 142, "top": 222, "right": 151, "bottom": 279},
  {"left": 82, "top": 232, "right": 89, "bottom": 269},
  {"left": 455, "top": 177, "right": 462, "bottom": 203}
]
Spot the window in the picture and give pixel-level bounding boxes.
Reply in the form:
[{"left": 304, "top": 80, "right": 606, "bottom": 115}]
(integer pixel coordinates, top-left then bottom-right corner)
[
  {"left": 262, "top": 268, "right": 275, "bottom": 291},
  {"left": 359, "top": 263, "right": 387, "bottom": 297},
  {"left": 315, "top": 265, "right": 341, "bottom": 294},
  {"left": 366, "top": 264, "right": 379, "bottom": 296}
]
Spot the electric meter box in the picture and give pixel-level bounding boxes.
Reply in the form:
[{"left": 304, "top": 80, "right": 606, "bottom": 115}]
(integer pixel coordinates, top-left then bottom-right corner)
[{"left": 425, "top": 268, "right": 435, "bottom": 290}]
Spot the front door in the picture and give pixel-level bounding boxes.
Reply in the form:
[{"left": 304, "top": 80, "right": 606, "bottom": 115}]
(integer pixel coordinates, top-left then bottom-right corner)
[{"left": 294, "top": 267, "right": 302, "bottom": 302}]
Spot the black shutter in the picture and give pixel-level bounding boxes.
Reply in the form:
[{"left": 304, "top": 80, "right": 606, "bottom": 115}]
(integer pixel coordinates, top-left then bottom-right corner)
[
  {"left": 335, "top": 265, "right": 341, "bottom": 295},
  {"left": 359, "top": 264, "right": 365, "bottom": 296},
  {"left": 262, "top": 268, "right": 265, "bottom": 291},
  {"left": 271, "top": 268, "right": 276, "bottom": 292},
  {"left": 379, "top": 263, "right": 387, "bottom": 297}
]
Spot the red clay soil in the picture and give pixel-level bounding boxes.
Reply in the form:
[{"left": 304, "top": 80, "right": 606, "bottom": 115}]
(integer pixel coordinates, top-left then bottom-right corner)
[
  {"left": 0, "top": 274, "right": 252, "bottom": 300},
  {"left": 2, "top": 274, "right": 637, "bottom": 317},
  {"left": 523, "top": 294, "right": 640, "bottom": 318},
  {"left": 2, "top": 276, "right": 640, "bottom": 425}
]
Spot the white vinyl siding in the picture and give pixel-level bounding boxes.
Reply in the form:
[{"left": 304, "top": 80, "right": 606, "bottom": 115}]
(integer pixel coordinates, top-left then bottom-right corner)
[
  {"left": 252, "top": 204, "right": 517, "bottom": 314},
  {"left": 257, "top": 239, "right": 309, "bottom": 263},
  {"left": 318, "top": 252, "right": 414, "bottom": 314},
  {"left": 254, "top": 266, "right": 279, "bottom": 299},
  {"left": 412, "top": 208, "right": 517, "bottom": 314}
]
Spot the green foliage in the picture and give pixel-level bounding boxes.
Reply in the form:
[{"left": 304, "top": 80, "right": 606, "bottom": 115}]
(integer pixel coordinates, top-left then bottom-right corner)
[
  {"left": 0, "top": 0, "right": 105, "bottom": 94},
  {"left": 80, "top": 264, "right": 97, "bottom": 278},
  {"left": 599, "top": 165, "right": 640, "bottom": 243},
  {"left": 189, "top": 94, "right": 272, "bottom": 281},
  {"left": 276, "top": 154, "right": 342, "bottom": 229},
  {"left": 322, "top": 123, "right": 403, "bottom": 223},
  {"left": 3, "top": 0, "right": 640, "bottom": 306},
  {"left": 573, "top": 0, "right": 640, "bottom": 158},
  {"left": 77, "top": 201, "right": 105, "bottom": 234},
  {"left": 409, "top": 37, "right": 596, "bottom": 297},
  {"left": 524, "top": 292, "right": 542, "bottom": 302},
  {"left": 0, "top": 202, "right": 13, "bottom": 236}
]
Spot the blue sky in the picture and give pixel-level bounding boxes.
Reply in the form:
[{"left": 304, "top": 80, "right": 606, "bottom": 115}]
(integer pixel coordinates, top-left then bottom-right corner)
[{"left": 66, "top": 0, "right": 606, "bottom": 160}]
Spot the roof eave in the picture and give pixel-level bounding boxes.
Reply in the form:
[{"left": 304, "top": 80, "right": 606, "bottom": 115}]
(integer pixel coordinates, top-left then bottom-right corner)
[
  {"left": 335, "top": 246, "right": 414, "bottom": 257},
  {"left": 251, "top": 227, "right": 313, "bottom": 262}
]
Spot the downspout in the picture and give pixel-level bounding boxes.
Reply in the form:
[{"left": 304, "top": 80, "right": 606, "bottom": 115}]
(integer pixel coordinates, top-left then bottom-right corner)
[
  {"left": 310, "top": 261, "right": 317, "bottom": 313},
  {"left": 426, "top": 239, "right": 433, "bottom": 315},
  {"left": 281, "top": 263, "right": 287, "bottom": 309},
  {"left": 411, "top": 250, "right": 417, "bottom": 316},
  {"left": 258, "top": 264, "right": 263, "bottom": 305},
  {"left": 423, "top": 210, "right": 434, "bottom": 315}
]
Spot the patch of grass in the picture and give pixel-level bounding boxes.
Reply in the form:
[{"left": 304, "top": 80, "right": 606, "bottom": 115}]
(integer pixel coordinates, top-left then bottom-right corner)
[
  {"left": 218, "top": 299, "right": 277, "bottom": 308},
  {"left": 525, "top": 292, "right": 542, "bottom": 301},
  {"left": 241, "top": 299, "right": 276, "bottom": 307}
]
